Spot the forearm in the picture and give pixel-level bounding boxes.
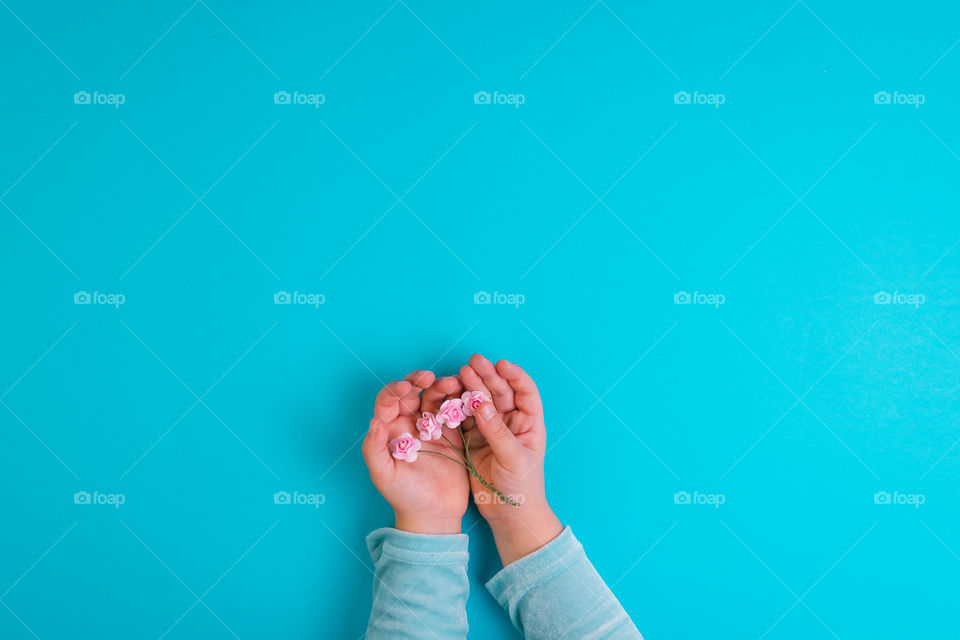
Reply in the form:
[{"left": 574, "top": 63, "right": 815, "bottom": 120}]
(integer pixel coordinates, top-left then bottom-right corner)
[
  {"left": 488, "top": 502, "right": 563, "bottom": 566},
  {"left": 486, "top": 524, "right": 643, "bottom": 640},
  {"left": 365, "top": 528, "right": 470, "bottom": 640}
]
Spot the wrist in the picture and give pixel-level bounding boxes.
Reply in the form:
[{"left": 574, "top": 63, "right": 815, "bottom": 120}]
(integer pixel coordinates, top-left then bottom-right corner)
[
  {"left": 487, "top": 503, "right": 563, "bottom": 566},
  {"left": 393, "top": 511, "right": 462, "bottom": 535}
]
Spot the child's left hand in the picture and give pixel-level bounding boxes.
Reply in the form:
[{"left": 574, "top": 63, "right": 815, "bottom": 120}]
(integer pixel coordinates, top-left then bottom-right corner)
[{"left": 362, "top": 370, "right": 470, "bottom": 534}]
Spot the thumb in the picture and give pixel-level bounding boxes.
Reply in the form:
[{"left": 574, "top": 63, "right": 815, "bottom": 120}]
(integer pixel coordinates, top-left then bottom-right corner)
[
  {"left": 362, "top": 418, "right": 394, "bottom": 483},
  {"left": 474, "top": 403, "right": 525, "bottom": 467}
]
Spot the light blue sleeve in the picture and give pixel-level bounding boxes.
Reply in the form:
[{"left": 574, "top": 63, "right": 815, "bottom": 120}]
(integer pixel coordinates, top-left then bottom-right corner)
[
  {"left": 485, "top": 527, "right": 643, "bottom": 640},
  {"left": 364, "top": 527, "right": 470, "bottom": 640}
]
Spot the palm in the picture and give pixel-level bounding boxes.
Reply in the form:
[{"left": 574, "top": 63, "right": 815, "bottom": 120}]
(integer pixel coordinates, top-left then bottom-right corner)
[{"left": 384, "top": 411, "right": 470, "bottom": 519}]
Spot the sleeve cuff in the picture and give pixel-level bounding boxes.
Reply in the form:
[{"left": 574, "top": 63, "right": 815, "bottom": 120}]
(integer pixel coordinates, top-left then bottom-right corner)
[
  {"left": 366, "top": 527, "right": 469, "bottom": 566},
  {"left": 484, "top": 525, "right": 580, "bottom": 605}
]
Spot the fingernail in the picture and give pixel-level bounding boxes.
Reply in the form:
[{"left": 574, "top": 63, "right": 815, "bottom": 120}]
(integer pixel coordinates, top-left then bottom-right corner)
[{"left": 480, "top": 404, "right": 496, "bottom": 419}]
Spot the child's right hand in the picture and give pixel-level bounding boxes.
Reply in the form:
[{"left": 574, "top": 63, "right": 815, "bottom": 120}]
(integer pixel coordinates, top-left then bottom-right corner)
[{"left": 460, "top": 354, "right": 563, "bottom": 565}]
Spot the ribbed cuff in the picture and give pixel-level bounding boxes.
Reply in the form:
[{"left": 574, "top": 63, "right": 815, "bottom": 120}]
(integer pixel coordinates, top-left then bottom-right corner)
[
  {"left": 366, "top": 527, "right": 469, "bottom": 566},
  {"left": 485, "top": 525, "right": 581, "bottom": 606}
]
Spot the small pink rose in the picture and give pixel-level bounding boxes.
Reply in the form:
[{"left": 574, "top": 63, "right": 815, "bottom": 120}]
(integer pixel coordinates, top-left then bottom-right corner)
[
  {"left": 416, "top": 411, "right": 443, "bottom": 441},
  {"left": 389, "top": 432, "right": 422, "bottom": 462},
  {"left": 460, "top": 391, "right": 490, "bottom": 417},
  {"left": 437, "top": 398, "right": 466, "bottom": 428}
]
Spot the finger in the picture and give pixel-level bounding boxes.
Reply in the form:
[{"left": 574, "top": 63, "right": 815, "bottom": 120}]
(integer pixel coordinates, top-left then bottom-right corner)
[
  {"left": 457, "top": 366, "right": 488, "bottom": 433},
  {"left": 459, "top": 364, "right": 491, "bottom": 398},
  {"left": 404, "top": 369, "right": 435, "bottom": 388},
  {"left": 421, "top": 375, "right": 464, "bottom": 413},
  {"left": 469, "top": 354, "right": 516, "bottom": 412},
  {"left": 361, "top": 418, "right": 394, "bottom": 484},
  {"left": 373, "top": 380, "right": 412, "bottom": 422},
  {"left": 473, "top": 402, "right": 525, "bottom": 467},
  {"left": 399, "top": 370, "right": 435, "bottom": 415},
  {"left": 495, "top": 360, "right": 542, "bottom": 416}
]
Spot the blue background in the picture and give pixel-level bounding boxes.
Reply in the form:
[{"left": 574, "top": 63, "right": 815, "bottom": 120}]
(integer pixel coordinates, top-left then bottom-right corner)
[{"left": 2, "top": 1, "right": 959, "bottom": 638}]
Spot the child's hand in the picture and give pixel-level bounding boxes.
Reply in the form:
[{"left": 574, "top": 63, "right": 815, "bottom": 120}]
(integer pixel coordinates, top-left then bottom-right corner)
[
  {"left": 362, "top": 371, "right": 470, "bottom": 534},
  {"left": 460, "top": 355, "right": 563, "bottom": 564}
]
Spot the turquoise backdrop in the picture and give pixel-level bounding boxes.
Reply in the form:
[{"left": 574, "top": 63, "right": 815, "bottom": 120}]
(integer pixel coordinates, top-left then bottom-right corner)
[{"left": 1, "top": 2, "right": 959, "bottom": 638}]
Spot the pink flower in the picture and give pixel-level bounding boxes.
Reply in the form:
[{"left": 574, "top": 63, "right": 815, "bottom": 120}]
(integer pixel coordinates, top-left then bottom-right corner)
[
  {"left": 437, "top": 398, "right": 466, "bottom": 428},
  {"left": 461, "top": 391, "right": 490, "bottom": 417},
  {"left": 416, "top": 412, "right": 443, "bottom": 441},
  {"left": 389, "top": 432, "right": 422, "bottom": 462}
]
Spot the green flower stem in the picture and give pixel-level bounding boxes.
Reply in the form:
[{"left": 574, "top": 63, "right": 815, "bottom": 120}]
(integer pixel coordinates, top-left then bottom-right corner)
[
  {"left": 422, "top": 426, "right": 521, "bottom": 508},
  {"left": 458, "top": 427, "right": 474, "bottom": 467},
  {"left": 419, "top": 449, "right": 470, "bottom": 470},
  {"left": 470, "top": 472, "right": 520, "bottom": 507},
  {"left": 458, "top": 426, "right": 519, "bottom": 507},
  {"left": 440, "top": 433, "right": 462, "bottom": 454}
]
